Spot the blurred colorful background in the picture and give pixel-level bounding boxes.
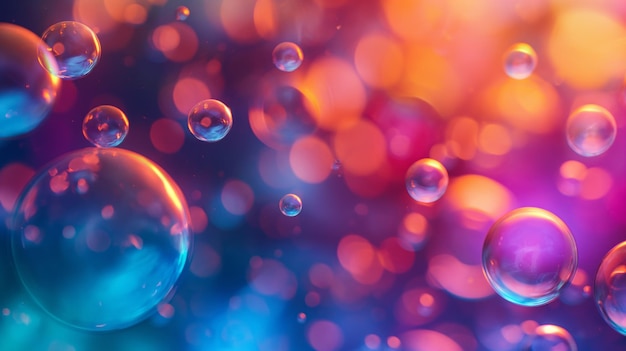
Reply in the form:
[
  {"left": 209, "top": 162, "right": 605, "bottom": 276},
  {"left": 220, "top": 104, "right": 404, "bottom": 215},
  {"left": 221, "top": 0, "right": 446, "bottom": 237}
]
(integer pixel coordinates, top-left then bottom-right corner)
[{"left": 0, "top": 0, "right": 625, "bottom": 350}]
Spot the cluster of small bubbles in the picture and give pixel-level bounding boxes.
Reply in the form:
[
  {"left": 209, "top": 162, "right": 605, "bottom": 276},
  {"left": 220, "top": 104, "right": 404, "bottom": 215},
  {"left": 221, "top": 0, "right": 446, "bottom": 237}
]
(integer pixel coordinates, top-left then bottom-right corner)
[
  {"left": 11, "top": 148, "right": 191, "bottom": 331},
  {"left": 482, "top": 207, "right": 577, "bottom": 306},
  {"left": 503, "top": 43, "right": 537, "bottom": 80},
  {"left": 566, "top": 104, "right": 616, "bottom": 157},
  {"left": 188, "top": 99, "right": 233, "bottom": 142},
  {"left": 38, "top": 21, "right": 101, "bottom": 79},
  {"left": 272, "top": 42, "right": 304, "bottom": 72},
  {"left": 176, "top": 6, "right": 190, "bottom": 21},
  {"left": 297, "top": 312, "right": 307, "bottom": 323},
  {"left": 0, "top": 23, "right": 60, "bottom": 138},
  {"left": 405, "top": 158, "right": 449, "bottom": 203},
  {"left": 279, "top": 194, "right": 302, "bottom": 217},
  {"left": 595, "top": 241, "right": 626, "bottom": 335},
  {"left": 520, "top": 324, "right": 577, "bottom": 351},
  {"left": 82, "top": 105, "right": 129, "bottom": 148}
]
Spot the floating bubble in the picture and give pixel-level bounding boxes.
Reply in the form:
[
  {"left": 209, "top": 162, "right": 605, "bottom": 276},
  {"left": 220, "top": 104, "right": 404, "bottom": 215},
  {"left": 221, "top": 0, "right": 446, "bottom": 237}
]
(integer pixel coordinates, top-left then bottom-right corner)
[
  {"left": 0, "top": 23, "right": 60, "bottom": 138},
  {"left": 176, "top": 6, "right": 190, "bottom": 21},
  {"left": 405, "top": 158, "right": 449, "bottom": 203},
  {"left": 188, "top": 99, "right": 233, "bottom": 142},
  {"left": 11, "top": 148, "right": 191, "bottom": 331},
  {"left": 482, "top": 207, "right": 577, "bottom": 306},
  {"left": 504, "top": 43, "right": 537, "bottom": 80},
  {"left": 82, "top": 105, "right": 129, "bottom": 148},
  {"left": 566, "top": 104, "right": 616, "bottom": 157},
  {"left": 272, "top": 42, "right": 304, "bottom": 72},
  {"left": 520, "top": 324, "right": 577, "bottom": 351},
  {"left": 39, "top": 21, "right": 101, "bottom": 79},
  {"left": 594, "top": 241, "right": 626, "bottom": 335},
  {"left": 279, "top": 194, "right": 302, "bottom": 217}
]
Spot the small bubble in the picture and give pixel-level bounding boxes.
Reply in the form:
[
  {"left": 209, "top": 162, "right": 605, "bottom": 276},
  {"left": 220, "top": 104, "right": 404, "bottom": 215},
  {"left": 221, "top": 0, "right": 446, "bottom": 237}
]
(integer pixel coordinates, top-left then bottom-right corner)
[
  {"left": 187, "top": 99, "right": 233, "bottom": 142},
  {"left": 279, "top": 194, "right": 302, "bottom": 217},
  {"left": 39, "top": 21, "right": 101, "bottom": 79},
  {"left": 503, "top": 43, "right": 537, "bottom": 80},
  {"left": 566, "top": 104, "right": 616, "bottom": 157},
  {"left": 176, "top": 6, "right": 190, "bottom": 21},
  {"left": 82, "top": 105, "right": 129, "bottom": 148},
  {"left": 595, "top": 241, "right": 626, "bottom": 335},
  {"left": 272, "top": 42, "right": 303, "bottom": 72},
  {"left": 405, "top": 158, "right": 448, "bottom": 203},
  {"left": 297, "top": 312, "right": 307, "bottom": 323},
  {"left": 520, "top": 324, "right": 577, "bottom": 351}
]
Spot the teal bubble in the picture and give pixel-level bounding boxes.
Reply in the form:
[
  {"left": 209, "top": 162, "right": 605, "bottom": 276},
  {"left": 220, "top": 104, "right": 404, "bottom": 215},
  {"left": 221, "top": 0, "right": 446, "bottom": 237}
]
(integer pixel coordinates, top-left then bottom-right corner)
[
  {"left": 595, "top": 241, "right": 626, "bottom": 336},
  {"left": 520, "top": 324, "right": 577, "bottom": 351},
  {"left": 279, "top": 194, "right": 302, "bottom": 217},
  {"left": 0, "top": 23, "right": 60, "bottom": 138},
  {"left": 39, "top": 21, "right": 101, "bottom": 80},
  {"left": 11, "top": 148, "right": 191, "bottom": 331},
  {"left": 272, "top": 42, "right": 303, "bottom": 72},
  {"left": 482, "top": 207, "right": 577, "bottom": 306},
  {"left": 82, "top": 105, "right": 129, "bottom": 148},
  {"left": 188, "top": 99, "right": 233, "bottom": 142}
]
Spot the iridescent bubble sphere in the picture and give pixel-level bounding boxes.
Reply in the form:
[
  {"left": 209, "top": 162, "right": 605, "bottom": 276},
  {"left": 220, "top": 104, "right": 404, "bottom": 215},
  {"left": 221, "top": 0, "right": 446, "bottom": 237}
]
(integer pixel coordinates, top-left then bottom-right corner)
[
  {"left": 279, "top": 194, "right": 302, "bottom": 217},
  {"left": 594, "top": 241, "right": 626, "bottom": 336},
  {"left": 0, "top": 23, "right": 60, "bottom": 138},
  {"left": 272, "top": 42, "right": 304, "bottom": 72},
  {"left": 188, "top": 99, "right": 233, "bottom": 142},
  {"left": 82, "top": 105, "right": 129, "bottom": 148},
  {"left": 405, "top": 158, "right": 449, "bottom": 203},
  {"left": 520, "top": 324, "right": 577, "bottom": 351},
  {"left": 482, "top": 207, "right": 577, "bottom": 306},
  {"left": 38, "top": 21, "right": 101, "bottom": 79},
  {"left": 11, "top": 148, "right": 191, "bottom": 331},
  {"left": 566, "top": 104, "right": 616, "bottom": 157},
  {"left": 504, "top": 43, "right": 537, "bottom": 80},
  {"left": 176, "top": 6, "right": 190, "bottom": 21}
]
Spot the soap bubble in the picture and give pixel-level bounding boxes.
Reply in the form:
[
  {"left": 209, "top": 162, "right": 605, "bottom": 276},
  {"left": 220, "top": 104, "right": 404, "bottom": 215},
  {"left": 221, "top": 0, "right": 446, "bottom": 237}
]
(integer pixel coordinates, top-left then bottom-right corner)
[
  {"left": 482, "top": 207, "right": 577, "bottom": 306},
  {"left": 11, "top": 148, "right": 191, "bottom": 331},
  {"left": 272, "top": 42, "right": 304, "bottom": 72},
  {"left": 405, "top": 158, "right": 448, "bottom": 203},
  {"left": 188, "top": 99, "right": 233, "bottom": 142},
  {"left": 594, "top": 241, "right": 626, "bottom": 335},
  {"left": 82, "top": 105, "right": 129, "bottom": 148},
  {"left": 279, "top": 194, "right": 302, "bottom": 217},
  {"left": 520, "top": 324, "right": 577, "bottom": 351},
  {"left": 566, "top": 104, "right": 616, "bottom": 157},
  {"left": 0, "top": 23, "right": 60, "bottom": 138},
  {"left": 176, "top": 6, "right": 190, "bottom": 21},
  {"left": 504, "top": 43, "right": 537, "bottom": 80},
  {"left": 39, "top": 21, "right": 101, "bottom": 79}
]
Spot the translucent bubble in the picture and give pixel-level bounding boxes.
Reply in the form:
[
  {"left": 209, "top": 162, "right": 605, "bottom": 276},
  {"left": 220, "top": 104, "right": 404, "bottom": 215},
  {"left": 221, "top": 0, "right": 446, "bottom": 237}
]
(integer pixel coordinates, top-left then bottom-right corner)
[
  {"left": 482, "top": 208, "right": 577, "bottom": 306},
  {"left": 188, "top": 99, "right": 233, "bottom": 142},
  {"left": 11, "top": 148, "right": 191, "bottom": 331},
  {"left": 594, "top": 241, "right": 626, "bottom": 335},
  {"left": 279, "top": 194, "right": 302, "bottom": 217},
  {"left": 39, "top": 21, "right": 101, "bottom": 79},
  {"left": 520, "top": 324, "right": 577, "bottom": 351},
  {"left": 176, "top": 6, "right": 190, "bottom": 21},
  {"left": 272, "top": 42, "right": 304, "bottom": 72},
  {"left": 566, "top": 104, "right": 616, "bottom": 157},
  {"left": 0, "top": 23, "right": 60, "bottom": 138},
  {"left": 82, "top": 105, "right": 129, "bottom": 148},
  {"left": 504, "top": 43, "right": 537, "bottom": 80},
  {"left": 405, "top": 158, "right": 449, "bottom": 203}
]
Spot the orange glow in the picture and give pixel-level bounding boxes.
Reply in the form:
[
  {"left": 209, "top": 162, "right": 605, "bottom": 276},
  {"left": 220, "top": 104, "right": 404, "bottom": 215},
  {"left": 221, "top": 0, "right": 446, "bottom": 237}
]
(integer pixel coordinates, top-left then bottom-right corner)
[
  {"left": 478, "top": 123, "right": 512, "bottom": 156},
  {"left": 313, "top": 0, "right": 350, "bottom": 8},
  {"left": 302, "top": 57, "right": 365, "bottom": 131},
  {"left": 173, "top": 78, "right": 211, "bottom": 115},
  {"left": 123, "top": 3, "right": 147, "bottom": 24},
  {"left": 189, "top": 206, "right": 208, "bottom": 233},
  {"left": 382, "top": 0, "right": 449, "bottom": 43},
  {"left": 253, "top": 0, "right": 277, "bottom": 39},
  {"left": 74, "top": 0, "right": 115, "bottom": 33},
  {"left": 428, "top": 254, "right": 494, "bottom": 299},
  {"left": 354, "top": 33, "right": 404, "bottom": 89},
  {"left": 289, "top": 135, "right": 334, "bottom": 183},
  {"left": 401, "top": 329, "right": 463, "bottom": 351},
  {"left": 343, "top": 167, "right": 390, "bottom": 198},
  {"left": 337, "top": 234, "right": 383, "bottom": 285},
  {"left": 333, "top": 120, "right": 386, "bottom": 176},
  {"left": 581, "top": 167, "right": 612, "bottom": 200},
  {"left": 221, "top": 0, "right": 259, "bottom": 43},
  {"left": 0, "top": 163, "right": 34, "bottom": 212},
  {"left": 221, "top": 180, "right": 254, "bottom": 215},
  {"left": 446, "top": 116, "right": 479, "bottom": 160},
  {"left": 560, "top": 160, "right": 587, "bottom": 180},
  {"left": 378, "top": 237, "right": 415, "bottom": 274},
  {"left": 151, "top": 23, "right": 198, "bottom": 62},
  {"left": 150, "top": 118, "right": 185, "bottom": 154},
  {"left": 547, "top": 9, "right": 626, "bottom": 89},
  {"left": 403, "top": 212, "right": 427, "bottom": 235}
]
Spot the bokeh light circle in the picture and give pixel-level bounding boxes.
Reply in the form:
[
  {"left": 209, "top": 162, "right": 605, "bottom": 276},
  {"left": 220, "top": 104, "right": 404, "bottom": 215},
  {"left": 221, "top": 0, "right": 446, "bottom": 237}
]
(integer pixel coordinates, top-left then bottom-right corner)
[
  {"left": 39, "top": 21, "right": 101, "bottom": 79},
  {"left": 11, "top": 148, "right": 191, "bottom": 331},
  {"left": 566, "top": 104, "right": 616, "bottom": 157},
  {"left": 595, "top": 241, "right": 626, "bottom": 336},
  {"left": 82, "top": 105, "right": 129, "bottom": 148},
  {"left": 482, "top": 207, "right": 577, "bottom": 306},
  {"left": 0, "top": 23, "right": 60, "bottom": 138}
]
